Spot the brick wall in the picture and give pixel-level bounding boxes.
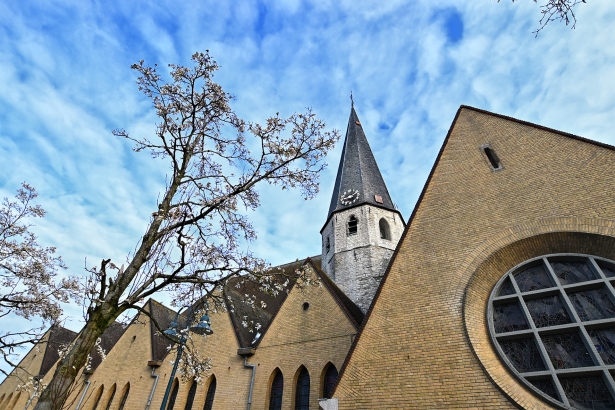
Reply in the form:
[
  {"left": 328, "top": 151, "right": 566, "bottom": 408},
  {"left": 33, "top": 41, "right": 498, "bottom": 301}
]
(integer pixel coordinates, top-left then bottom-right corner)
[{"left": 333, "top": 107, "right": 615, "bottom": 409}]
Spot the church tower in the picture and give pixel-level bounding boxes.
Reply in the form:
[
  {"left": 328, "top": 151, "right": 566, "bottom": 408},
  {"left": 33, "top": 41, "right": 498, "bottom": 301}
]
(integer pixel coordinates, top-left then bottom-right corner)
[{"left": 321, "top": 105, "right": 405, "bottom": 312}]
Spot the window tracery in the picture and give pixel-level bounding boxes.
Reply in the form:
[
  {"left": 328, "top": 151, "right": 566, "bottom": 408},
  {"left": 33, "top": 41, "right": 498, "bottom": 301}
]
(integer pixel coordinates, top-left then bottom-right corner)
[{"left": 489, "top": 254, "right": 615, "bottom": 409}]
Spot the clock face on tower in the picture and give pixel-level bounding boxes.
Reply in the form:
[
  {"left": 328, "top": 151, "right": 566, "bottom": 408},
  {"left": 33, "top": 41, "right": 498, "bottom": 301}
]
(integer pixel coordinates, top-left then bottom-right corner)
[{"left": 340, "top": 189, "right": 360, "bottom": 206}]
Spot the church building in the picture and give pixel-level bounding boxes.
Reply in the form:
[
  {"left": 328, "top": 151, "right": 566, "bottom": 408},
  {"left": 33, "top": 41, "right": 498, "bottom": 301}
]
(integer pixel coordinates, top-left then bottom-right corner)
[{"left": 2, "top": 105, "right": 615, "bottom": 410}]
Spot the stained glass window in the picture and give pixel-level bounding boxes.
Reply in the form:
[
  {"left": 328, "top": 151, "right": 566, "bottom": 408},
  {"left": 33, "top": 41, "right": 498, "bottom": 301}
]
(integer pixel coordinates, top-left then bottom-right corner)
[
  {"left": 588, "top": 327, "right": 615, "bottom": 365},
  {"left": 167, "top": 380, "right": 179, "bottom": 410},
  {"left": 295, "top": 367, "right": 310, "bottom": 410},
  {"left": 525, "top": 295, "right": 572, "bottom": 328},
  {"left": 499, "top": 337, "right": 546, "bottom": 372},
  {"left": 322, "top": 364, "right": 338, "bottom": 399},
  {"left": 269, "top": 370, "right": 283, "bottom": 410},
  {"left": 117, "top": 383, "right": 130, "bottom": 410},
  {"left": 528, "top": 378, "right": 559, "bottom": 401},
  {"left": 489, "top": 255, "right": 615, "bottom": 409},
  {"left": 104, "top": 384, "right": 116, "bottom": 410},
  {"left": 597, "top": 262, "right": 615, "bottom": 278},
  {"left": 541, "top": 332, "right": 593, "bottom": 369},
  {"left": 184, "top": 381, "right": 197, "bottom": 410},
  {"left": 498, "top": 278, "right": 515, "bottom": 296},
  {"left": 492, "top": 301, "right": 529, "bottom": 333},
  {"left": 569, "top": 288, "right": 615, "bottom": 322},
  {"left": 560, "top": 376, "right": 615, "bottom": 410},
  {"left": 514, "top": 264, "right": 553, "bottom": 292},
  {"left": 203, "top": 377, "right": 216, "bottom": 410}
]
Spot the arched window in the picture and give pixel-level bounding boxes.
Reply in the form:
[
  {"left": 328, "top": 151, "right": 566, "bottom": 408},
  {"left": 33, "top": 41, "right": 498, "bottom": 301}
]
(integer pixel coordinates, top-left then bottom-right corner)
[
  {"left": 167, "top": 379, "right": 179, "bottom": 410},
  {"left": 379, "top": 218, "right": 391, "bottom": 240},
  {"left": 91, "top": 385, "right": 104, "bottom": 410},
  {"left": 104, "top": 384, "right": 116, "bottom": 410},
  {"left": 325, "top": 237, "right": 330, "bottom": 254},
  {"left": 322, "top": 363, "right": 338, "bottom": 399},
  {"left": 6, "top": 392, "right": 20, "bottom": 410},
  {"left": 269, "top": 369, "right": 283, "bottom": 410},
  {"left": 294, "top": 367, "right": 310, "bottom": 410},
  {"left": 184, "top": 380, "right": 197, "bottom": 410},
  {"left": 117, "top": 383, "right": 130, "bottom": 410},
  {"left": 2, "top": 393, "right": 12, "bottom": 410},
  {"left": 203, "top": 376, "right": 216, "bottom": 410},
  {"left": 347, "top": 216, "right": 358, "bottom": 236}
]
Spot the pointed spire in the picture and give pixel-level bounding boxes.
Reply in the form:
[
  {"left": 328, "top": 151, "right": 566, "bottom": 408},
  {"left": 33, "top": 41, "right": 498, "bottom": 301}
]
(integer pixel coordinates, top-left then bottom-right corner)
[{"left": 326, "top": 105, "right": 396, "bottom": 220}]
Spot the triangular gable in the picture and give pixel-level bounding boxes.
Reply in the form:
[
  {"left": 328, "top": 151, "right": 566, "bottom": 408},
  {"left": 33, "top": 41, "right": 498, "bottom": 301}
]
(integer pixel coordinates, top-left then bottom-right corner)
[{"left": 333, "top": 106, "right": 615, "bottom": 408}]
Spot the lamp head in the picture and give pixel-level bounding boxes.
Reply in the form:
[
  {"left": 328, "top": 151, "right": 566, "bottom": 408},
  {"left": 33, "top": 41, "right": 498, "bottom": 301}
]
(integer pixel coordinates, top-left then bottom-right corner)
[{"left": 190, "top": 315, "right": 213, "bottom": 336}]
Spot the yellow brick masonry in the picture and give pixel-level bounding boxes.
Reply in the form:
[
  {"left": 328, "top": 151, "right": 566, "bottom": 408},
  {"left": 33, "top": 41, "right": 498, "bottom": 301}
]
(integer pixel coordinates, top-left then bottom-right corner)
[
  {"left": 334, "top": 107, "right": 615, "bottom": 409},
  {"left": 1, "top": 264, "right": 358, "bottom": 410},
  {"left": 249, "top": 266, "right": 358, "bottom": 410},
  {"left": 0, "top": 329, "right": 50, "bottom": 410}
]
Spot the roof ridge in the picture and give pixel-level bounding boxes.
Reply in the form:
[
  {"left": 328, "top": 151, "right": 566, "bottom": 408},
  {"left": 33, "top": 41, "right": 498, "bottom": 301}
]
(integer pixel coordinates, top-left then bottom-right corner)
[{"left": 460, "top": 105, "right": 615, "bottom": 152}]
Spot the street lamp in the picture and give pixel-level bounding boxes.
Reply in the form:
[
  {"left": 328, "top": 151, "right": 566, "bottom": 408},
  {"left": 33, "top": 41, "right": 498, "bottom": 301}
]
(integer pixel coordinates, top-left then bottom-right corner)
[{"left": 159, "top": 303, "right": 213, "bottom": 410}]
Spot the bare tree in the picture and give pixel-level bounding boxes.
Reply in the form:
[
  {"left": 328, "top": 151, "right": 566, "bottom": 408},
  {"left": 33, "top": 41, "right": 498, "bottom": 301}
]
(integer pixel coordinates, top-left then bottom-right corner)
[
  {"left": 501, "top": 0, "right": 587, "bottom": 34},
  {"left": 33, "top": 51, "right": 340, "bottom": 410},
  {"left": 0, "top": 183, "right": 78, "bottom": 376}
]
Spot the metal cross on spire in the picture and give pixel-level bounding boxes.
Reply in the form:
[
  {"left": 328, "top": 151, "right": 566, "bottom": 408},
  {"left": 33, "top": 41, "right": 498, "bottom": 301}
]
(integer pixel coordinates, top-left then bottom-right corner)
[{"left": 350, "top": 91, "right": 354, "bottom": 107}]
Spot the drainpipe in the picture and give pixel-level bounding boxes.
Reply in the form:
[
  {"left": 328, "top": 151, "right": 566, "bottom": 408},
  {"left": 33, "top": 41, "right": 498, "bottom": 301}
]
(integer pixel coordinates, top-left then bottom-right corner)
[
  {"left": 243, "top": 357, "right": 256, "bottom": 410},
  {"left": 75, "top": 381, "right": 90, "bottom": 410},
  {"left": 145, "top": 361, "right": 162, "bottom": 410}
]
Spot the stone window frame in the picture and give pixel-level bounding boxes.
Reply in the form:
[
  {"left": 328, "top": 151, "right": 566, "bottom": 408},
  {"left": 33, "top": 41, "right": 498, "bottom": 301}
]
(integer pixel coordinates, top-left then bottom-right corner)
[
  {"left": 378, "top": 218, "right": 391, "bottom": 240},
  {"left": 347, "top": 215, "right": 358, "bottom": 236},
  {"left": 488, "top": 253, "right": 615, "bottom": 409}
]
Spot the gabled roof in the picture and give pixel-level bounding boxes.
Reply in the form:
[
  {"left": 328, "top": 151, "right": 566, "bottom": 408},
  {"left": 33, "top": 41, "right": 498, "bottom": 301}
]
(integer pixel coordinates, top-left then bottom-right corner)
[
  {"left": 38, "top": 321, "right": 125, "bottom": 377},
  {"left": 148, "top": 299, "right": 187, "bottom": 362},
  {"left": 224, "top": 259, "right": 304, "bottom": 348},
  {"left": 224, "top": 255, "right": 364, "bottom": 349},
  {"left": 324, "top": 105, "right": 399, "bottom": 230},
  {"left": 86, "top": 322, "right": 126, "bottom": 373},
  {"left": 334, "top": 104, "right": 615, "bottom": 392},
  {"left": 39, "top": 325, "right": 78, "bottom": 377}
]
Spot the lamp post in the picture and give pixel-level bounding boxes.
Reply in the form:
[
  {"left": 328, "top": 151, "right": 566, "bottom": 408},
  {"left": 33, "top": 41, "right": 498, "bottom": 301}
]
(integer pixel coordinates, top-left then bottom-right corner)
[{"left": 159, "top": 303, "right": 213, "bottom": 410}]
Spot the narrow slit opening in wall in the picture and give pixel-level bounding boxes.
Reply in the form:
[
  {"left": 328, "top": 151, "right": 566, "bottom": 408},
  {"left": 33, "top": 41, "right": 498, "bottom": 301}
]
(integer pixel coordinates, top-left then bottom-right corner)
[{"left": 483, "top": 146, "right": 501, "bottom": 170}]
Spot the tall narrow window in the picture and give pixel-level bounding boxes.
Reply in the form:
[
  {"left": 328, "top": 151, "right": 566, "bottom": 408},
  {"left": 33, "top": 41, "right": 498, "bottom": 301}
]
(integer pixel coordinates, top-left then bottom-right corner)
[
  {"left": 2, "top": 394, "right": 12, "bottom": 410},
  {"left": 203, "top": 376, "right": 216, "bottom": 410},
  {"left": 117, "top": 383, "right": 130, "bottom": 410},
  {"left": 6, "top": 393, "right": 19, "bottom": 410},
  {"left": 91, "top": 385, "right": 104, "bottom": 410},
  {"left": 294, "top": 367, "right": 310, "bottom": 410},
  {"left": 269, "top": 369, "right": 283, "bottom": 410},
  {"left": 322, "top": 364, "right": 339, "bottom": 399},
  {"left": 379, "top": 218, "right": 391, "bottom": 240},
  {"left": 325, "top": 237, "right": 330, "bottom": 253},
  {"left": 167, "top": 379, "right": 179, "bottom": 410},
  {"left": 184, "top": 381, "right": 197, "bottom": 410},
  {"left": 482, "top": 145, "right": 502, "bottom": 170},
  {"left": 347, "top": 216, "right": 358, "bottom": 236},
  {"left": 104, "top": 384, "right": 116, "bottom": 410}
]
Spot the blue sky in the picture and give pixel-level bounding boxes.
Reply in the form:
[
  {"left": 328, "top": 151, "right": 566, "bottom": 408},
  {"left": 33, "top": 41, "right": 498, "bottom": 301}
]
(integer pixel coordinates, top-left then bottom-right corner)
[{"left": 2, "top": 0, "right": 615, "bottom": 373}]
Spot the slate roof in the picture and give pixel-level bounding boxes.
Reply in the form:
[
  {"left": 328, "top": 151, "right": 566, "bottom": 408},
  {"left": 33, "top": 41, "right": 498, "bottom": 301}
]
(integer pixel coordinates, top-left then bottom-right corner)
[
  {"left": 87, "top": 322, "right": 126, "bottom": 372},
  {"left": 148, "top": 299, "right": 187, "bottom": 362},
  {"left": 38, "top": 321, "right": 126, "bottom": 377},
  {"left": 325, "top": 105, "right": 397, "bottom": 226},
  {"left": 225, "top": 259, "right": 306, "bottom": 348},
  {"left": 39, "top": 325, "right": 78, "bottom": 377},
  {"left": 225, "top": 255, "right": 364, "bottom": 349}
]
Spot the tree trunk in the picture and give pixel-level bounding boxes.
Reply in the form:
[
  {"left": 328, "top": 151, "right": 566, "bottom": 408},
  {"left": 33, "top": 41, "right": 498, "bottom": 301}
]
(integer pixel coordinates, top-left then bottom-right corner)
[{"left": 33, "top": 305, "right": 121, "bottom": 410}]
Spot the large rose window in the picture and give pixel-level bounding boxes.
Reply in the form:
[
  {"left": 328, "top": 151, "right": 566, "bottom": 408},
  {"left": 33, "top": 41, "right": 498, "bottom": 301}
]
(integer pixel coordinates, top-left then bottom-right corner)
[{"left": 489, "top": 254, "right": 615, "bottom": 409}]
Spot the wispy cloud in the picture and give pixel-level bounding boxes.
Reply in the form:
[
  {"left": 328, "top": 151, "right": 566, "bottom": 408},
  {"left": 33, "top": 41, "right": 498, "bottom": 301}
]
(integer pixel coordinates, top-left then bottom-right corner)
[{"left": 1, "top": 0, "right": 615, "bottom": 374}]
